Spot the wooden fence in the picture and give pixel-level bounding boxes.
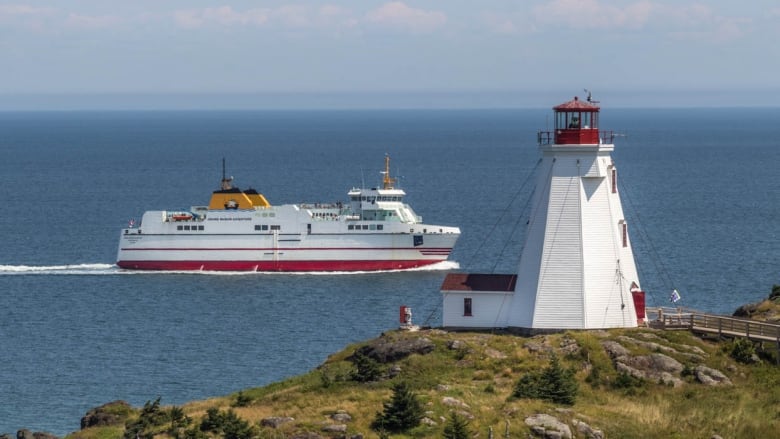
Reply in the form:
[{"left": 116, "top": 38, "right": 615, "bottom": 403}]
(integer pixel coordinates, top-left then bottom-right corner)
[{"left": 646, "top": 307, "right": 780, "bottom": 344}]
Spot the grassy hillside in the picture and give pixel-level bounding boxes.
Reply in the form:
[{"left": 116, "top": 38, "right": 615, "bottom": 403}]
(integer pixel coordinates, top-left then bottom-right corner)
[{"left": 67, "top": 326, "right": 780, "bottom": 439}]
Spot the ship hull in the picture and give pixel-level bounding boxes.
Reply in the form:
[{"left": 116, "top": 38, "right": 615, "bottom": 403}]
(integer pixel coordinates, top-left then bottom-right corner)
[
  {"left": 117, "top": 225, "right": 458, "bottom": 272},
  {"left": 116, "top": 259, "right": 443, "bottom": 272}
]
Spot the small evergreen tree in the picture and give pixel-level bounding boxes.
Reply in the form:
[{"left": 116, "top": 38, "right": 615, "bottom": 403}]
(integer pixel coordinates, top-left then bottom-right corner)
[
  {"left": 198, "top": 407, "right": 254, "bottom": 439},
  {"left": 513, "top": 372, "right": 543, "bottom": 399},
  {"left": 442, "top": 411, "right": 470, "bottom": 439},
  {"left": 540, "top": 354, "right": 578, "bottom": 405},
  {"left": 371, "top": 381, "right": 424, "bottom": 433},
  {"left": 513, "top": 354, "right": 578, "bottom": 405},
  {"left": 769, "top": 284, "right": 780, "bottom": 302},
  {"left": 351, "top": 351, "right": 383, "bottom": 382}
]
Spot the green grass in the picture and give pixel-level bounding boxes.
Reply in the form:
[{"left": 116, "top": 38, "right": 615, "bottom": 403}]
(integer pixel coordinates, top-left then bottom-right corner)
[{"left": 68, "top": 328, "right": 780, "bottom": 439}]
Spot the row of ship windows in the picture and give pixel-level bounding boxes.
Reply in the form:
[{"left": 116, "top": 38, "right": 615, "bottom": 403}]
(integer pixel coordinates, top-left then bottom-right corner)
[
  {"left": 177, "top": 225, "right": 205, "bottom": 231},
  {"left": 348, "top": 224, "right": 384, "bottom": 231},
  {"left": 350, "top": 196, "right": 402, "bottom": 202},
  {"left": 175, "top": 225, "right": 282, "bottom": 231},
  {"left": 175, "top": 224, "right": 389, "bottom": 232}
]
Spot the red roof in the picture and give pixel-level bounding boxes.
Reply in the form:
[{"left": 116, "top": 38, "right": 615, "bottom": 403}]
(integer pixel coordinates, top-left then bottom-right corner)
[
  {"left": 440, "top": 273, "right": 517, "bottom": 293},
  {"left": 554, "top": 96, "right": 599, "bottom": 112}
]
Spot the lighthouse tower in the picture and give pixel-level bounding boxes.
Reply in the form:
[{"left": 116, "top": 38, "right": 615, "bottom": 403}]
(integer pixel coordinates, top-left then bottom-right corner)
[
  {"left": 507, "top": 96, "right": 640, "bottom": 329},
  {"left": 441, "top": 96, "right": 643, "bottom": 331}
]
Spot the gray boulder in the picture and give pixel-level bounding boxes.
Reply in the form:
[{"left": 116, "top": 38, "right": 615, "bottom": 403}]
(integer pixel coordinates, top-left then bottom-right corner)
[
  {"left": 524, "top": 414, "right": 572, "bottom": 439},
  {"left": 354, "top": 335, "right": 435, "bottom": 363}
]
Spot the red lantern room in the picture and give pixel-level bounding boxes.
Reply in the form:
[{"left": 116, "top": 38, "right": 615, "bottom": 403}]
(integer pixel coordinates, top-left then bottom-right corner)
[
  {"left": 553, "top": 96, "right": 599, "bottom": 144},
  {"left": 538, "top": 94, "right": 614, "bottom": 146}
]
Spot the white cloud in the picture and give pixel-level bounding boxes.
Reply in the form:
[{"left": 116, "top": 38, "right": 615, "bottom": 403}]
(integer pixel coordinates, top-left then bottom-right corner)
[
  {"left": 65, "top": 13, "right": 120, "bottom": 30},
  {"left": 365, "top": 2, "right": 446, "bottom": 33},
  {"left": 532, "top": 0, "right": 655, "bottom": 30},
  {"left": 0, "top": 4, "right": 56, "bottom": 31},
  {"left": 172, "top": 4, "right": 358, "bottom": 31},
  {"left": 173, "top": 6, "right": 270, "bottom": 29},
  {"left": 480, "top": 11, "right": 520, "bottom": 35},
  {"left": 0, "top": 4, "right": 55, "bottom": 17},
  {"left": 531, "top": 0, "right": 748, "bottom": 41}
]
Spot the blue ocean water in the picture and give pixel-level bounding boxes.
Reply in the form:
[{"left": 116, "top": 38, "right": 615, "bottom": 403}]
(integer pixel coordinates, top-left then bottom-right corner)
[{"left": 0, "top": 108, "right": 778, "bottom": 435}]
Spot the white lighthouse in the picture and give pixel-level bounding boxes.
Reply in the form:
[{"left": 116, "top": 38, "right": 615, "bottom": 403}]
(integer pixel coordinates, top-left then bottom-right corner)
[{"left": 442, "top": 96, "right": 645, "bottom": 332}]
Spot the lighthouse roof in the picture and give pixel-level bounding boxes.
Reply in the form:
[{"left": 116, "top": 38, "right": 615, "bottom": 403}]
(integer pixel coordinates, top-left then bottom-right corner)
[{"left": 554, "top": 96, "right": 599, "bottom": 111}]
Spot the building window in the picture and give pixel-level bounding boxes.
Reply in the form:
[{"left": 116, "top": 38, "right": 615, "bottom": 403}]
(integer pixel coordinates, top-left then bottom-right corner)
[
  {"left": 611, "top": 168, "right": 617, "bottom": 193},
  {"left": 620, "top": 220, "right": 628, "bottom": 247},
  {"left": 463, "top": 298, "right": 472, "bottom": 317}
]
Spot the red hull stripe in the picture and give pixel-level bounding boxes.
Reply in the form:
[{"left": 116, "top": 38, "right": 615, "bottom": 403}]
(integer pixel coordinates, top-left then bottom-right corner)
[
  {"left": 116, "top": 259, "right": 441, "bottom": 272},
  {"left": 120, "top": 247, "right": 451, "bottom": 252}
]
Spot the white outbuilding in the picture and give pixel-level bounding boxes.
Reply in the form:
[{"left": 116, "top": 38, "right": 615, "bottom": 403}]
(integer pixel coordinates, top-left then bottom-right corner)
[{"left": 442, "top": 96, "right": 646, "bottom": 332}]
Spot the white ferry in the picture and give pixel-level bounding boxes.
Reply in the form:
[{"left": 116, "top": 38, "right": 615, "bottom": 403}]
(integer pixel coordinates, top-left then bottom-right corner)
[{"left": 116, "top": 156, "right": 461, "bottom": 271}]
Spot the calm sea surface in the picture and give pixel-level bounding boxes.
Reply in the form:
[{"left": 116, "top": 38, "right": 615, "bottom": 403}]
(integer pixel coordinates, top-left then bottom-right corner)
[{"left": 1, "top": 108, "right": 778, "bottom": 434}]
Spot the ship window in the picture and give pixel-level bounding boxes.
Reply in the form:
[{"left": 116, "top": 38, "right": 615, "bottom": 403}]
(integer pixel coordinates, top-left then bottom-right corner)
[
  {"left": 177, "top": 225, "right": 183, "bottom": 231},
  {"left": 369, "top": 224, "right": 376, "bottom": 230},
  {"left": 184, "top": 225, "right": 190, "bottom": 230},
  {"left": 362, "top": 225, "right": 369, "bottom": 230},
  {"left": 348, "top": 225, "right": 354, "bottom": 230},
  {"left": 377, "top": 225, "right": 383, "bottom": 230},
  {"left": 198, "top": 225, "right": 204, "bottom": 231},
  {"left": 271, "top": 225, "right": 281, "bottom": 231},
  {"left": 464, "top": 298, "right": 472, "bottom": 316}
]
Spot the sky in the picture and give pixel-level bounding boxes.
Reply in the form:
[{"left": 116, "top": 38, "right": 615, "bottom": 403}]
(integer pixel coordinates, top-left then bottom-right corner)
[{"left": 1, "top": 0, "right": 779, "bottom": 109}]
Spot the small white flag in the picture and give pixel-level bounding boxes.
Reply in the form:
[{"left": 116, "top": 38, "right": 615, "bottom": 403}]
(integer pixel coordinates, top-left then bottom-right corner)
[{"left": 670, "top": 289, "right": 681, "bottom": 303}]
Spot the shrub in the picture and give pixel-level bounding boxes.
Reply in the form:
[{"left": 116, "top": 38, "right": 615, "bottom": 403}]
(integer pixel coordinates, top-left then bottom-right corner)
[
  {"left": 371, "top": 381, "right": 424, "bottom": 433},
  {"left": 730, "top": 338, "right": 757, "bottom": 364},
  {"left": 123, "top": 397, "right": 168, "bottom": 439},
  {"left": 612, "top": 372, "right": 645, "bottom": 390},
  {"left": 198, "top": 407, "right": 254, "bottom": 439},
  {"left": 351, "top": 351, "right": 383, "bottom": 382},
  {"left": 769, "top": 284, "right": 780, "bottom": 302},
  {"left": 513, "top": 354, "right": 578, "bottom": 405},
  {"left": 232, "top": 391, "right": 252, "bottom": 407},
  {"left": 442, "top": 411, "right": 471, "bottom": 439}
]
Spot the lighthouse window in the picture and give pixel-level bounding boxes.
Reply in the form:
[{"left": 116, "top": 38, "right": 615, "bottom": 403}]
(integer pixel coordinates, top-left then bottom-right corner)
[
  {"left": 611, "top": 168, "right": 617, "bottom": 193},
  {"left": 463, "top": 298, "right": 473, "bottom": 317},
  {"left": 620, "top": 221, "right": 628, "bottom": 247}
]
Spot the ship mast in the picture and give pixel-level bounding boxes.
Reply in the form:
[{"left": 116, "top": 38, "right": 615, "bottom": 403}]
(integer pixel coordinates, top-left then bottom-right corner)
[
  {"left": 382, "top": 154, "right": 396, "bottom": 189},
  {"left": 220, "top": 157, "right": 233, "bottom": 190}
]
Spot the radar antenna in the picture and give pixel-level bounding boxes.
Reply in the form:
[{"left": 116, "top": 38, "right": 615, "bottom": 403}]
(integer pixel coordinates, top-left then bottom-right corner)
[{"left": 584, "top": 89, "right": 600, "bottom": 104}]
